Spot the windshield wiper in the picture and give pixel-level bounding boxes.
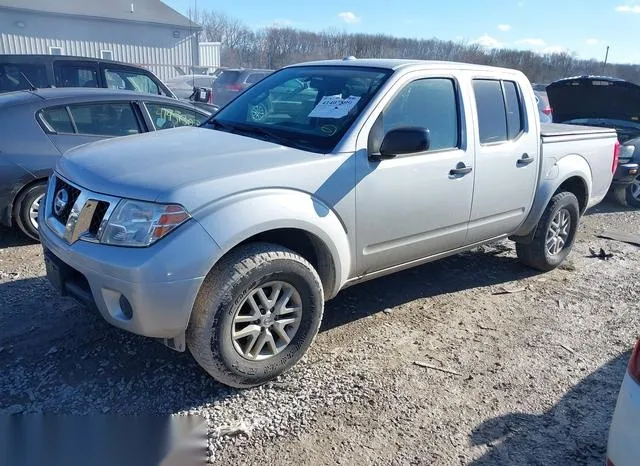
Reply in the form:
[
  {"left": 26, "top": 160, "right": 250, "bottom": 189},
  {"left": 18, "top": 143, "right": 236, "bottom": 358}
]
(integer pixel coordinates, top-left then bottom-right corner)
[{"left": 223, "top": 123, "right": 318, "bottom": 151}]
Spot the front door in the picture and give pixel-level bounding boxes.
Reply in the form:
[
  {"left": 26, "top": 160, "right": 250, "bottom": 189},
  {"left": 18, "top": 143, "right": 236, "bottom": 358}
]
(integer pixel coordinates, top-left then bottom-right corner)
[
  {"left": 355, "top": 75, "right": 475, "bottom": 275},
  {"left": 466, "top": 78, "right": 539, "bottom": 243}
]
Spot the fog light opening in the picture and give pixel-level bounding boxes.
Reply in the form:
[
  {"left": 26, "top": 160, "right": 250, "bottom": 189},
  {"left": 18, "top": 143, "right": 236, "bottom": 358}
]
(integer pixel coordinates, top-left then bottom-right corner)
[{"left": 119, "top": 295, "right": 133, "bottom": 320}]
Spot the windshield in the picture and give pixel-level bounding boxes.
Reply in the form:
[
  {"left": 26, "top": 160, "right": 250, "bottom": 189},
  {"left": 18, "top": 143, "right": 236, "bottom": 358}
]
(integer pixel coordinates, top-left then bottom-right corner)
[{"left": 207, "top": 66, "right": 392, "bottom": 153}]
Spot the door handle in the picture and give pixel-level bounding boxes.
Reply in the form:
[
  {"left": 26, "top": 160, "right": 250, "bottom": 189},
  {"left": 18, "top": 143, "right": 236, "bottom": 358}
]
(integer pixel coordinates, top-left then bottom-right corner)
[
  {"left": 449, "top": 163, "right": 473, "bottom": 177},
  {"left": 517, "top": 153, "right": 535, "bottom": 167}
]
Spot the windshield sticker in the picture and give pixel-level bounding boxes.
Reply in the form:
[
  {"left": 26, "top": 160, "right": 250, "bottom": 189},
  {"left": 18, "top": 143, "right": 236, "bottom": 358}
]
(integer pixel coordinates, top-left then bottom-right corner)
[
  {"left": 320, "top": 124, "right": 338, "bottom": 135},
  {"left": 308, "top": 95, "right": 361, "bottom": 119}
]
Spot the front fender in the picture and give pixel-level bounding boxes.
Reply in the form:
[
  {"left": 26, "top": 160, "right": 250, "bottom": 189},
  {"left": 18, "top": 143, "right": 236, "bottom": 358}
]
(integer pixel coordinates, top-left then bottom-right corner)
[
  {"left": 193, "top": 188, "right": 351, "bottom": 298},
  {"left": 512, "top": 154, "right": 591, "bottom": 239}
]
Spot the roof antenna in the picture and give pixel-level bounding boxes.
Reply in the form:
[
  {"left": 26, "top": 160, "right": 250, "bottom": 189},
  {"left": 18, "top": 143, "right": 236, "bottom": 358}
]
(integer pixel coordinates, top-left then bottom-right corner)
[
  {"left": 130, "top": 2, "right": 134, "bottom": 13},
  {"left": 20, "top": 72, "right": 37, "bottom": 91}
]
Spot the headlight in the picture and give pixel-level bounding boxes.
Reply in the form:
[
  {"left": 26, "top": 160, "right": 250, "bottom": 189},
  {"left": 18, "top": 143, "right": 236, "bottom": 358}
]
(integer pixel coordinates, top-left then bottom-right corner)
[
  {"left": 101, "top": 200, "right": 190, "bottom": 247},
  {"left": 619, "top": 144, "right": 636, "bottom": 163}
]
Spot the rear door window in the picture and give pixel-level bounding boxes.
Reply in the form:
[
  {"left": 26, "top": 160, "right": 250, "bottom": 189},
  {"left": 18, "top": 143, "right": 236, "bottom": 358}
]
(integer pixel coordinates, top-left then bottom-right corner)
[
  {"left": 54, "top": 63, "right": 99, "bottom": 88},
  {"left": 104, "top": 68, "right": 161, "bottom": 95},
  {"left": 214, "top": 71, "right": 240, "bottom": 87},
  {"left": 245, "top": 73, "right": 268, "bottom": 85},
  {"left": 0, "top": 64, "right": 48, "bottom": 92},
  {"left": 473, "top": 79, "right": 526, "bottom": 144},
  {"left": 473, "top": 80, "right": 507, "bottom": 144},
  {"left": 67, "top": 102, "right": 141, "bottom": 136}
]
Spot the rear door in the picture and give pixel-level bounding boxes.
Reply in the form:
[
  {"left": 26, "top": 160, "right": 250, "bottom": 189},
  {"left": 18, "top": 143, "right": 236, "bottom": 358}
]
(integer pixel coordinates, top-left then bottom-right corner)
[
  {"left": 466, "top": 78, "right": 539, "bottom": 243},
  {"left": 39, "top": 101, "right": 143, "bottom": 153}
]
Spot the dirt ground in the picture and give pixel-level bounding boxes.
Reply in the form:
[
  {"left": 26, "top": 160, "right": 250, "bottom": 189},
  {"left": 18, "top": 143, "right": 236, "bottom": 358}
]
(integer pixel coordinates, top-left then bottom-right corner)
[{"left": 1, "top": 196, "right": 639, "bottom": 465}]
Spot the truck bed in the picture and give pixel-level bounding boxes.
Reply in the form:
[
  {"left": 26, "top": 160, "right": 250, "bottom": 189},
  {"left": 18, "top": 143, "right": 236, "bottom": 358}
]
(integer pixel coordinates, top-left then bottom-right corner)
[{"left": 539, "top": 122, "right": 617, "bottom": 211}]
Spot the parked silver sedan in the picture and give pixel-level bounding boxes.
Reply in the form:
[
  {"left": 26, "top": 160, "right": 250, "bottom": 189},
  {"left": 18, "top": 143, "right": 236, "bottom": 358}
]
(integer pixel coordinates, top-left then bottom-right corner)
[{"left": 0, "top": 88, "right": 211, "bottom": 240}]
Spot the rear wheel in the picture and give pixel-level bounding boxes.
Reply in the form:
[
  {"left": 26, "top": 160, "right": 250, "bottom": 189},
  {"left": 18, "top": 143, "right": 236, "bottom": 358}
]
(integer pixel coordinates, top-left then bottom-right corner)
[
  {"left": 187, "top": 243, "right": 324, "bottom": 388},
  {"left": 14, "top": 182, "right": 47, "bottom": 241},
  {"left": 516, "top": 191, "right": 580, "bottom": 271},
  {"left": 626, "top": 175, "right": 640, "bottom": 207}
]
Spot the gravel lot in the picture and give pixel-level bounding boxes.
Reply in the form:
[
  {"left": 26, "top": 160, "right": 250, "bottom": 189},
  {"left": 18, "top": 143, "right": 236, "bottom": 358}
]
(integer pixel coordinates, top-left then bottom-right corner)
[{"left": 1, "top": 197, "right": 638, "bottom": 465}]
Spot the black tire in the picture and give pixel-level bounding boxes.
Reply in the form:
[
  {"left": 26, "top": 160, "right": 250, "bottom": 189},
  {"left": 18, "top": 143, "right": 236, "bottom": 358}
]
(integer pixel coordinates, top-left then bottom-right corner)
[
  {"left": 516, "top": 191, "right": 580, "bottom": 272},
  {"left": 187, "top": 242, "right": 324, "bottom": 388},
  {"left": 613, "top": 185, "right": 628, "bottom": 207},
  {"left": 625, "top": 175, "right": 640, "bottom": 208},
  {"left": 14, "top": 181, "right": 47, "bottom": 241}
]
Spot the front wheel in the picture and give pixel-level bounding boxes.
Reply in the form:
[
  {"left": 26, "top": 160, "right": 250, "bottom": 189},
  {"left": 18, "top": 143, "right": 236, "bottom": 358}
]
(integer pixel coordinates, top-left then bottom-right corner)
[
  {"left": 516, "top": 191, "right": 580, "bottom": 272},
  {"left": 187, "top": 243, "right": 324, "bottom": 388}
]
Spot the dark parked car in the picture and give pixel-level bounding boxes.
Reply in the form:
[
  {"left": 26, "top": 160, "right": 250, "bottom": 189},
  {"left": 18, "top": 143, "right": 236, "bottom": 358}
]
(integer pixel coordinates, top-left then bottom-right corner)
[
  {"left": 534, "top": 90, "right": 553, "bottom": 123},
  {"left": 547, "top": 75, "right": 640, "bottom": 207},
  {"left": 0, "top": 88, "right": 210, "bottom": 240},
  {"left": 0, "top": 54, "right": 175, "bottom": 98},
  {"left": 210, "top": 68, "right": 273, "bottom": 107}
]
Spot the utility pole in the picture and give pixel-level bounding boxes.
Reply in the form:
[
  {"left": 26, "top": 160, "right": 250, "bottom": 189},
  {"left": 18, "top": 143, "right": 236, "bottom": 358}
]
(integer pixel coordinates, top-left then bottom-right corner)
[{"left": 603, "top": 45, "right": 610, "bottom": 75}]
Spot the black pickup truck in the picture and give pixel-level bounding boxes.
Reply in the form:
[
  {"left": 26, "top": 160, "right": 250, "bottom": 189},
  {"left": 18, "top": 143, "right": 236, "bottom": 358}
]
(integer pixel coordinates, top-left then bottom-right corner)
[{"left": 547, "top": 76, "right": 640, "bottom": 207}]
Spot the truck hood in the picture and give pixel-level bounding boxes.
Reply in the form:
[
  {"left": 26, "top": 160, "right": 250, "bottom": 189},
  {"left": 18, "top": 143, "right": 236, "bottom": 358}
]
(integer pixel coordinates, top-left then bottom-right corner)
[
  {"left": 547, "top": 76, "right": 640, "bottom": 124},
  {"left": 57, "top": 126, "right": 323, "bottom": 205}
]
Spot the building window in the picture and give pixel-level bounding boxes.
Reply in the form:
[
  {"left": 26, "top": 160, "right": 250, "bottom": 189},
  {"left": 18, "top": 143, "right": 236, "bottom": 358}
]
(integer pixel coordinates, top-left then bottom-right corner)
[
  {"left": 49, "top": 46, "right": 63, "bottom": 55},
  {"left": 100, "top": 50, "right": 113, "bottom": 61}
]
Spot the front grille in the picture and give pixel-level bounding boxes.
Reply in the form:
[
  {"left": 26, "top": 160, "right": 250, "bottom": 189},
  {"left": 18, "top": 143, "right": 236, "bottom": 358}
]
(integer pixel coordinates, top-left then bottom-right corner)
[
  {"left": 47, "top": 175, "right": 120, "bottom": 244},
  {"left": 89, "top": 201, "right": 110, "bottom": 235},
  {"left": 52, "top": 178, "right": 81, "bottom": 224}
]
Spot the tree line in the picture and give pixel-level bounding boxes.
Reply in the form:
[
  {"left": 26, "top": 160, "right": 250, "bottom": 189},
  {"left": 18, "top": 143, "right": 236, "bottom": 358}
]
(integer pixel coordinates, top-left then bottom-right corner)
[{"left": 193, "top": 10, "right": 640, "bottom": 84}]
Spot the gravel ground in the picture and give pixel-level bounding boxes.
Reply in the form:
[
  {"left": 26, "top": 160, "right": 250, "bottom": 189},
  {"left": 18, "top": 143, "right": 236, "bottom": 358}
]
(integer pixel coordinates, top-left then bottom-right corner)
[{"left": 1, "top": 197, "right": 639, "bottom": 465}]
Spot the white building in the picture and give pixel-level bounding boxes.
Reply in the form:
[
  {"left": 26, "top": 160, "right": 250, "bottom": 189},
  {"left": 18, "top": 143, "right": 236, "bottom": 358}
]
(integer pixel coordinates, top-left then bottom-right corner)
[{"left": 0, "top": 0, "right": 219, "bottom": 80}]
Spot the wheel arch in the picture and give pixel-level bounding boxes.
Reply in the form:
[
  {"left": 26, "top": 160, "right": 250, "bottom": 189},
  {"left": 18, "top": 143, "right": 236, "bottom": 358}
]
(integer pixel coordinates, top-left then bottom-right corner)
[
  {"left": 195, "top": 189, "right": 352, "bottom": 299},
  {"left": 511, "top": 154, "right": 592, "bottom": 244},
  {"left": 10, "top": 176, "right": 49, "bottom": 228}
]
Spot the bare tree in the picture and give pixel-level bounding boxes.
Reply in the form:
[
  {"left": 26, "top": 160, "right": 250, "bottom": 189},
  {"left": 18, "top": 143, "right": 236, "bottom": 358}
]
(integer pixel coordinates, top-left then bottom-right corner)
[{"left": 195, "top": 9, "right": 640, "bottom": 84}]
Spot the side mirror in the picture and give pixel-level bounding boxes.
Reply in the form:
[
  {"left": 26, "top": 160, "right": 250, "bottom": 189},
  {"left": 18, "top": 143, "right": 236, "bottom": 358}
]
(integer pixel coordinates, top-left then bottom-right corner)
[
  {"left": 192, "top": 87, "right": 210, "bottom": 103},
  {"left": 377, "top": 127, "right": 431, "bottom": 159}
]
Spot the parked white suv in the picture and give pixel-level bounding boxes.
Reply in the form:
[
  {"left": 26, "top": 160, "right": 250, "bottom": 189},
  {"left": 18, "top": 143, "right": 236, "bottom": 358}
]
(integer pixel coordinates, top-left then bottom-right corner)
[{"left": 39, "top": 59, "right": 618, "bottom": 387}]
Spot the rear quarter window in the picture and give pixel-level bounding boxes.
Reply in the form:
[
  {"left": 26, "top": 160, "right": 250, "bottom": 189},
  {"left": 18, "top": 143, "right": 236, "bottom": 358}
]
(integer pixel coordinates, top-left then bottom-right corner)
[{"left": 40, "top": 107, "right": 74, "bottom": 134}]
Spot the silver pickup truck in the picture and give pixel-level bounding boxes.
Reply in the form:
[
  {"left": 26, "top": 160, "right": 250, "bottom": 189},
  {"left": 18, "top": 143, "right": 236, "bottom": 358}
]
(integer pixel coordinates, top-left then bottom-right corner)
[{"left": 39, "top": 59, "right": 618, "bottom": 387}]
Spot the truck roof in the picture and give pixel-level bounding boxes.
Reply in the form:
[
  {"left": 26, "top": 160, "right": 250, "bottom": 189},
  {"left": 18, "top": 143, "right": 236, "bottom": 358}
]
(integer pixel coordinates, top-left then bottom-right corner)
[{"left": 287, "top": 58, "right": 521, "bottom": 75}]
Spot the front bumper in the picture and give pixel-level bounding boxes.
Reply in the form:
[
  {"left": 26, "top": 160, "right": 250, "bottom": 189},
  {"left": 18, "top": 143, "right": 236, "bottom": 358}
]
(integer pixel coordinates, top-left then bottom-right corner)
[
  {"left": 612, "top": 163, "right": 639, "bottom": 186},
  {"left": 39, "top": 209, "right": 219, "bottom": 340},
  {"left": 607, "top": 373, "right": 640, "bottom": 466}
]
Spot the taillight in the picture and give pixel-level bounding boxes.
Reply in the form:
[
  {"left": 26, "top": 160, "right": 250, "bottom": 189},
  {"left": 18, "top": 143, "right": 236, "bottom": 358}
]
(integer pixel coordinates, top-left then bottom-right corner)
[
  {"left": 613, "top": 141, "right": 620, "bottom": 174},
  {"left": 208, "top": 90, "right": 213, "bottom": 104},
  {"left": 226, "top": 83, "right": 243, "bottom": 91},
  {"left": 628, "top": 338, "right": 640, "bottom": 384},
  {"left": 543, "top": 107, "right": 552, "bottom": 116}
]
